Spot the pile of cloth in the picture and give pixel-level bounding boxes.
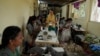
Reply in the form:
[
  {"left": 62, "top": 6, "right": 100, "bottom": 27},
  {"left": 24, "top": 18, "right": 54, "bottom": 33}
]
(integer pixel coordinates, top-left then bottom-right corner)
[{"left": 90, "top": 44, "right": 100, "bottom": 51}]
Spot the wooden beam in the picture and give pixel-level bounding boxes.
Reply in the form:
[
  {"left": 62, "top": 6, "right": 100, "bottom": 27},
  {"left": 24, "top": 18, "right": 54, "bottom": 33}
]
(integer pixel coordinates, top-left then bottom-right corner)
[
  {"left": 39, "top": 0, "right": 67, "bottom": 3},
  {"left": 39, "top": 0, "right": 79, "bottom": 6}
]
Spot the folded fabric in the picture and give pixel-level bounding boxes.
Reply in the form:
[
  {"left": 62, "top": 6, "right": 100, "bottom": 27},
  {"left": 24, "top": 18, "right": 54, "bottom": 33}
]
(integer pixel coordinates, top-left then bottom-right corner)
[{"left": 90, "top": 44, "right": 100, "bottom": 51}]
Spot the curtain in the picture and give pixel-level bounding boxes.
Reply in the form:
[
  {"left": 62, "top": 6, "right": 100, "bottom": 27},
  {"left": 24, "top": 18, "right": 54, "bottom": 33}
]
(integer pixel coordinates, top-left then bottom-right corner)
[{"left": 98, "top": 0, "right": 100, "bottom": 7}]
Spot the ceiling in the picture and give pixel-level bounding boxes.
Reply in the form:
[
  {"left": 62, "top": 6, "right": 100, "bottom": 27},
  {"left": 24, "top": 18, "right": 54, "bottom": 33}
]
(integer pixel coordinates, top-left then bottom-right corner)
[{"left": 39, "top": 0, "right": 79, "bottom": 7}]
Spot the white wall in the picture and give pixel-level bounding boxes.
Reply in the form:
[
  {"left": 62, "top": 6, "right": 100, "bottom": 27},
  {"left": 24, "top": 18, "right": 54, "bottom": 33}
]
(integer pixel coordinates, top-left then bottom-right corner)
[
  {"left": 88, "top": 22, "right": 100, "bottom": 37},
  {"left": 70, "top": 0, "right": 100, "bottom": 37},
  {"left": 0, "top": 0, "right": 36, "bottom": 34},
  {"left": 61, "top": 5, "right": 67, "bottom": 18}
]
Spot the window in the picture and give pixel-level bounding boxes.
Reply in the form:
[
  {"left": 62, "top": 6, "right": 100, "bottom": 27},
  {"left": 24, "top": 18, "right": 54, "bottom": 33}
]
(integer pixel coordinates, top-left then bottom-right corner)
[{"left": 90, "top": 0, "right": 100, "bottom": 22}]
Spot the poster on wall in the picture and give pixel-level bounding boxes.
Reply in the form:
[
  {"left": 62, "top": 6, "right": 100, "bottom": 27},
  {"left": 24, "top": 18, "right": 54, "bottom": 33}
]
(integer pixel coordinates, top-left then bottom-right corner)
[
  {"left": 72, "top": 2, "right": 86, "bottom": 19},
  {"left": 79, "top": 3, "right": 86, "bottom": 18}
]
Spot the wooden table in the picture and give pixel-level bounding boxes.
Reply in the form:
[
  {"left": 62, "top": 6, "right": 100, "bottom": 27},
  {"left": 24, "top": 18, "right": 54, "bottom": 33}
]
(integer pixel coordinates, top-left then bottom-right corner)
[
  {"left": 71, "top": 25, "right": 86, "bottom": 46},
  {"left": 35, "top": 30, "right": 59, "bottom": 46},
  {"left": 71, "top": 25, "right": 86, "bottom": 34}
]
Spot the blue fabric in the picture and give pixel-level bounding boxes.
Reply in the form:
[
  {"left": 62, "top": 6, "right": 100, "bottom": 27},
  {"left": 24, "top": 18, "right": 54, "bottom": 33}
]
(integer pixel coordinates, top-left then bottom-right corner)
[{"left": 90, "top": 44, "right": 100, "bottom": 51}]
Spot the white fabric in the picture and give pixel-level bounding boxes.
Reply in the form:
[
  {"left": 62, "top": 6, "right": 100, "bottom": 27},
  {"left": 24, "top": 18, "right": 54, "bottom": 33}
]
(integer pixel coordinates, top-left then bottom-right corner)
[
  {"left": 61, "top": 29, "right": 71, "bottom": 41},
  {"left": 41, "top": 47, "right": 64, "bottom": 52},
  {"left": 39, "top": 30, "right": 56, "bottom": 36},
  {"left": 53, "top": 47, "right": 64, "bottom": 52},
  {"left": 49, "top": 22, "right": 53, "bottom": 26},
  {"left": 36, "top": 30, "right": 59, "bottom": 44},
  {"left": 73, "top": 25, "right": 85, "bottom": 31}
]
